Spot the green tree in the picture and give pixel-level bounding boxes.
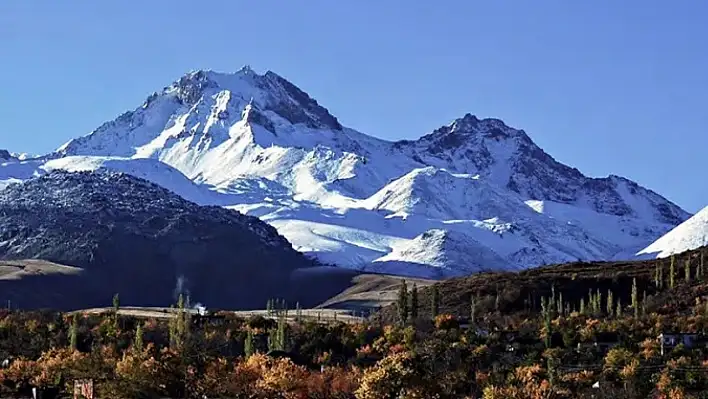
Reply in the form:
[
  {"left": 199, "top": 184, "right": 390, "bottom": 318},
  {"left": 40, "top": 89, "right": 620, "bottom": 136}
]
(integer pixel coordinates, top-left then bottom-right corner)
[
  {"left": 431, "top": 284, "right": 440, "bottom": 318},
  {"left": 607, "top": 290, "right": 614, "bottom": 317},
  {"left": 169, "top": 293, "right": 190, "bottom": 351},
  {"left": 410, "top": 283, "right": 419, "bottom": 320},
  {"left": 398, "top": 280, "right": 409, "bottom": 325},
  {"left": 268, "top": 314, "right": 287, "bottom": 352}
]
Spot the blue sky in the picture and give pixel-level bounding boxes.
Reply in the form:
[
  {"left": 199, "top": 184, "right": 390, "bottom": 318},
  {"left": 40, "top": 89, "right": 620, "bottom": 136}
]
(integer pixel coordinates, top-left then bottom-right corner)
[{"left": 1, "top": 0, "right": 706, "bottom": 212}]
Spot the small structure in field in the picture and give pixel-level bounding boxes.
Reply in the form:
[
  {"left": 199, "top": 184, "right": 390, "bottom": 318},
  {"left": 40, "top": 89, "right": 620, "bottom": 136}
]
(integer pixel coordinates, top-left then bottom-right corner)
[
  {"left": 73, "top": 379, "right": 94, "bottom": 399},
  {"left": 658, "top": 332, "right": 701, "bottom": 355}
]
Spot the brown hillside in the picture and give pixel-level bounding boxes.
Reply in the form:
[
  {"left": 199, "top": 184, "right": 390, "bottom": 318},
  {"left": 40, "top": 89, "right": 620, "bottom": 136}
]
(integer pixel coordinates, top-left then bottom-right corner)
[{"left": 375, "top": 246, "right": 708, "bottom": 324}]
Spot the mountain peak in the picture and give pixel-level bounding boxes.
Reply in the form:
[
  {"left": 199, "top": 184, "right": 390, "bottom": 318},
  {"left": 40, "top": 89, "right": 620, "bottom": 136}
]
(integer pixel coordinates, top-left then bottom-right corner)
[{"left": 162, "top": 67, "right": 342, "bottom": 131}]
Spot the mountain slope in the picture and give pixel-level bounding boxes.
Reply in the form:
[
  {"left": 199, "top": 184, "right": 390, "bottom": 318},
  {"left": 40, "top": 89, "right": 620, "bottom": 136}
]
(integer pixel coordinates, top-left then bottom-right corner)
[
  {"left": 0, "top": 67, "right": 690, "bottom": 277},
  {"left": 637, "top": 206, "right": 708, "bottom": 259},
  {"left": 0, "top": 170, "right": 321, "bottom": 309}
]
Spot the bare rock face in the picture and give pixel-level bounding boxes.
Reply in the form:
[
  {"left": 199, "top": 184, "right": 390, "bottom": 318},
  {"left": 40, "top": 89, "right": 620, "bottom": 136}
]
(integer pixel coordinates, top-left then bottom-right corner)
[
  {"left": 0, "top": 170, "right": 320, "bottom": 310},
  {"left": 0, "top": 150, "right": 14, "bottom": 161}
]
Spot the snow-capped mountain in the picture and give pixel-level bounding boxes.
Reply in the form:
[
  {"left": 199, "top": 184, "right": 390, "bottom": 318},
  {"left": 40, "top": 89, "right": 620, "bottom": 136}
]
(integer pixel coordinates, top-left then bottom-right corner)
[
  {"left": 636, "top": 206, "right": 708, "bottom": 259},
  {"left": 0, "top": 66, "right": 691, "bottom": 278}
]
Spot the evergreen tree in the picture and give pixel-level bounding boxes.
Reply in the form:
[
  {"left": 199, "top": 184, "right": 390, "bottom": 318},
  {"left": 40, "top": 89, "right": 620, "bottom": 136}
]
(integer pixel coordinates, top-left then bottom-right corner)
[
  {"left": 69, "top": 313, "right": 78, "bottom": 351},
  {"left": 398, "top": 280, "right": 409, "bottom": 325},
  {"left": 670, "top": 255, "right": 676, "bottom": 289},
  {"left": 631, "top": 278, "right": 639, "bottom": 318},
  {"left": 431, "top": 284, "right": 440, "bottom": 318},
  {"left": 607, "top": 290, "right": 614, "bottom": 317},
  {"left": 134, "top": 323, "right": 144, "bottom": 353},
  {"left": 410, "top": 283, "right": 419, "bottom": 320}
]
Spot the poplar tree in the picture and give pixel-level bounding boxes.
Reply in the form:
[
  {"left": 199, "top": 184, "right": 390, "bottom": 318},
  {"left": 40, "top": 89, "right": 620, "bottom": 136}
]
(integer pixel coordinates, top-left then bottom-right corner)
[
  {"left": 685, "top": 258, "right": 691, "bottom": 283},
  {"left": 642, "top": 291, "right": 647, "bottom": 316},
  {"left": 701, "top": 250, "right": 705, "bottom": 279},
  {"left": 112, "top": 293, "right": 121, "bottom": 332},
  {"left": 470, "top": 294, "right": 476, "bottom": 324},
  {"left": 244, "top": 330, "right": 255, "bottom": 357},
  {"left": 616, "top": 299, "right": 623, "bottom": 317},
  {"left": 632, "top": 278, "right": 639, "bottom": 318},
  {"left": 69, "top": 313, "right": 78, "bottom": 351},
  {"left": 398, "top": 280, "right": 409, "bottom": 325},
  {"left": 580, "top": 298, "right": 586, "bottom": 315},
  {"left": 134, "top": 323, "right": 144, "bottom": 353},
  {"left": 410, "top": 283, "right": 419, "bottom": 320},
  {"left": 670, "top": 255, "right": 676, "bottom": 289},
  {"left": 431, "top": 284, "right": 440, "bottom": 318},
  {"left": 607, "top": 290, "right": 614, "bottom": 317}
]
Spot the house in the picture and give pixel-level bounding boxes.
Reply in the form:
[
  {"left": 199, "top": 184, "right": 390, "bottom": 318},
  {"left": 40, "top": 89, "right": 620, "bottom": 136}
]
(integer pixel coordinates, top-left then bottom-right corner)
[
  {"left": 191, "top": 313, "right": 227, "bottom": 328},
  {"left": 658, "top": 332, "right": 701, "bottom": 355},
  {"left": 577, "top": 331, "right": 621, "bottom": 353}
]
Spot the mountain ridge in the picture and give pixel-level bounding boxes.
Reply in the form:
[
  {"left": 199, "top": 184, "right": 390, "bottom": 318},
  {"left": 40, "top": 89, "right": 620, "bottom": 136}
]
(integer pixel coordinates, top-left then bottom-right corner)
[{"left": 0, "top": 66, "right": 691, "bottom": 278}]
